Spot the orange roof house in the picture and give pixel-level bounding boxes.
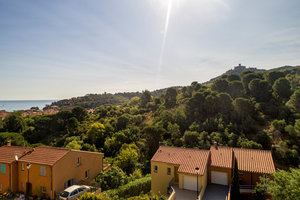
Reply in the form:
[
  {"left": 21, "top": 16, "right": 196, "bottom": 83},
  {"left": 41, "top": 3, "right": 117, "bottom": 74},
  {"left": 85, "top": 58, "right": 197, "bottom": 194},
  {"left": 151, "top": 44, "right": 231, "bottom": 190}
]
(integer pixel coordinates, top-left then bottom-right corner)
[
  {"left": 151, "top": 143, "right": 275, "bottom": 199},
  {"left": 151, "top": 146, "right": 210, "bottom": 199},
  {"left": 0, "top": 142, "right": 104, "bottom": 199},
  {"left": 0, "top": 142, "right": 32, "bottom": 193}
]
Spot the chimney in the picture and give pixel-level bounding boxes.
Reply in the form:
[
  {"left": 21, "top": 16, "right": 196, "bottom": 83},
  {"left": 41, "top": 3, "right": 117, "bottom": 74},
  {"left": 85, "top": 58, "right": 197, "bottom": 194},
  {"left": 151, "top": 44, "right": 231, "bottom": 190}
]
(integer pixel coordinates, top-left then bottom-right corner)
[
  {"left": 7, "top": 140, "right": 11, "bottom": 147},
  {"left": 214, "top": 141, "right": 217, "bottom": 148}
]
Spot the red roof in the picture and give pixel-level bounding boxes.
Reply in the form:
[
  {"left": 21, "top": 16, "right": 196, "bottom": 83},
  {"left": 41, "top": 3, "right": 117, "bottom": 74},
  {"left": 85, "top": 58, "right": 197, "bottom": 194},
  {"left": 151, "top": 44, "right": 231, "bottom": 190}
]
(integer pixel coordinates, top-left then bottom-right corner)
[
  {"left": 233, "top": 148, "right": 276, "bottom": 174},
  {"left": 0, "top": 146, "right": 33, "bottom": 164},
  {"left": 18, "top": 146, "right": 70, "bottom": 166},
  {"left": 209, "top": 146, "right": 233, "bottom": 168},
  {"left": 152, "top": 145, "right": 276, "bottom": 176},
  {"left": 151, "top": 146, "right": 210, "bottom": 175}
]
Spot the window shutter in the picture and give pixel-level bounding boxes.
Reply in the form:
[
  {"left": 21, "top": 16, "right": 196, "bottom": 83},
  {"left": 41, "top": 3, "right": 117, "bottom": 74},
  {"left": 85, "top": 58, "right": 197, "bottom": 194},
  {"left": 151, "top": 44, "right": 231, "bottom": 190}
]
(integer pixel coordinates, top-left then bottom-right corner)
[
  {"left": 40, "top": 166, "right": 46, "bottom": 176},
  {"left": 0, "top": 165, "right": 6, "bottom": 174},
  {"left": 73, "top": 178, "right": 76, "bottom": 185}
]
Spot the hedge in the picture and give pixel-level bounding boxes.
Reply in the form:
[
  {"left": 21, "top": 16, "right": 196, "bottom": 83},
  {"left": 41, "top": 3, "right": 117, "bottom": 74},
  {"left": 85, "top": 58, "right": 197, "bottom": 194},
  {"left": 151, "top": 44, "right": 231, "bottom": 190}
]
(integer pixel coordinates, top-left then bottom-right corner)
[{"left": 103, "top": 175, "right": 151, "bottom": 199}]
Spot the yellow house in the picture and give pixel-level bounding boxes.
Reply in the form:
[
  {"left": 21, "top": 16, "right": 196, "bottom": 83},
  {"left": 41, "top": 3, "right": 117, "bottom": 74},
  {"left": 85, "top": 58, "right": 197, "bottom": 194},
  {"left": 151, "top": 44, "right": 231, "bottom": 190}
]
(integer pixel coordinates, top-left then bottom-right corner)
[
  {"left": 151, "top": 146, "right": 210, "bottom": 199},
  {"left": 0, "top": 143, "right": 32, "bottom": 193},
  {"left": 151, "top": 144, "right": 276, "bottom": 199},
  {"left": 0, "top": 143, "right": 104, "bottom": 199}
]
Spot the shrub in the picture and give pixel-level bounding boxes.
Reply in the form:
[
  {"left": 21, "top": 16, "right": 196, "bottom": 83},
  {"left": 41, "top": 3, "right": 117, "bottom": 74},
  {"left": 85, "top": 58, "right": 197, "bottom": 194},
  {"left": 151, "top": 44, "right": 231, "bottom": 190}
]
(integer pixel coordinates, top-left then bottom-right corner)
[
  {"left": 78, "top": 192, "right": 110, "bottom": 200},
  {"left": 104, "top": 176, "right": 151, "bottom": 199},
  {"left": 93, "top": 166, "right": 127, "bottom": 191}
]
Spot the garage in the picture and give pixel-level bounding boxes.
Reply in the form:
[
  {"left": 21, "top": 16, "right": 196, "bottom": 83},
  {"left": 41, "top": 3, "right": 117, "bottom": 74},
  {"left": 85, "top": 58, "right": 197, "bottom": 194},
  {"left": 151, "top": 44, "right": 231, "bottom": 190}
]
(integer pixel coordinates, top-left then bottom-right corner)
[
  {"left": 183, "top": 175, "right": 197, "bottom": 191},
  {"left": 211, "top": 171, "right": 228, "bottom": 185}
]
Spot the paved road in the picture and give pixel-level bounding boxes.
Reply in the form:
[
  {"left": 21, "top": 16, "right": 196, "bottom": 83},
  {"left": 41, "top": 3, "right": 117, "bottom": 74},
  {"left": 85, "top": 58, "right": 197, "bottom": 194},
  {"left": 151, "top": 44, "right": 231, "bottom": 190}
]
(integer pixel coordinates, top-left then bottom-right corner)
[{"left": 202, "top": 184, "right": 229, "bottom": 200}]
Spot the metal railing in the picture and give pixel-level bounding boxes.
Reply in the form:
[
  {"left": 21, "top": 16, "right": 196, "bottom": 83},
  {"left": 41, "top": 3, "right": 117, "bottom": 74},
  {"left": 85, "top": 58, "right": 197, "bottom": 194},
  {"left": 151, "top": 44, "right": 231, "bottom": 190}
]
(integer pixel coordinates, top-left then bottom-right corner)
[
  {"left": 240, "top": 185, "right": 255, "bottom": 190},
  {"left": 168, "top": 178, "right": 176, "bottom": 200},
  {"left": 197, "top": 186, "right": 203, "bottom": 200}
]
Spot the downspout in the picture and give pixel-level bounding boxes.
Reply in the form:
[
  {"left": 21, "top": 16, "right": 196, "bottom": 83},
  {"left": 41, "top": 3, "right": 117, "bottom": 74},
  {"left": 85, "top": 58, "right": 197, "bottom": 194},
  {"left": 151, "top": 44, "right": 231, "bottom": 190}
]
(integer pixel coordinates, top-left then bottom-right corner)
[
  {"left": 50, "top": 166, "right": 53, "bottom": 200},
  {"left": 9, "top": 164, "right": 11, "bottom": 192}
]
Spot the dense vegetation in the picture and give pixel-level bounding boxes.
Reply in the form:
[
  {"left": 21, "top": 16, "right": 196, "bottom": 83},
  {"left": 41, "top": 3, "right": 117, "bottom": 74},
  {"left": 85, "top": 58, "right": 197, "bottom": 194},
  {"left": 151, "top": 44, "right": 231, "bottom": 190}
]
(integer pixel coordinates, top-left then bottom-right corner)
[
  {"left": 0, "top": 66, "right": 299, "bottom": 199},
  {"left": 255, "top": 167, "right": 300, "bottom": 200},
  {"left": 50, "top": 88, "right": 179, "bottom": 109}
]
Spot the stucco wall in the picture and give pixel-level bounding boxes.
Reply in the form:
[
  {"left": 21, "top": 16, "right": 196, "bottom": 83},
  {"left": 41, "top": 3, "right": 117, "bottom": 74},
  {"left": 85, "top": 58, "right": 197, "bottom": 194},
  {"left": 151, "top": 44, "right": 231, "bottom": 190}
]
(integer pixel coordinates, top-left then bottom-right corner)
[
  {"left": 199, "top": 166, "right": 208, "bottom": 199},
  {"left": 53, "top": 150, "right": 103, "bottom": 196},
  {"left": 239, "top": 171, "right": 265, "bottom": 185},
  {"left": 151, "top": 161, "right": 175, "bottom": 195},
  {"left": 208, "top": 166, "right": 232, "bottom": 186},
  {"left": 11, "top": 162, "right": 18, "bottom": 193},
  {"left": 18, "top": 162, "right": 52, "bottom": 198},
  {"left": 0, "top": 163, "right": 10, "bottom": 192}
]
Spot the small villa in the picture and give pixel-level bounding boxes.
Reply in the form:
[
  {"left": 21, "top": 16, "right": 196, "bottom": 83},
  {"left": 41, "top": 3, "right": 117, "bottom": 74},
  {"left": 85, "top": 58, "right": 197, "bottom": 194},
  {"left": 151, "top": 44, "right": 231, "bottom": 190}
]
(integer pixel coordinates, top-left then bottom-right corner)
[
  {"left": 151, "top": 143, "right": 275, "bottom": 200},
  {"left": 0, "top": 141, "right": 104, "bottom": 199}
]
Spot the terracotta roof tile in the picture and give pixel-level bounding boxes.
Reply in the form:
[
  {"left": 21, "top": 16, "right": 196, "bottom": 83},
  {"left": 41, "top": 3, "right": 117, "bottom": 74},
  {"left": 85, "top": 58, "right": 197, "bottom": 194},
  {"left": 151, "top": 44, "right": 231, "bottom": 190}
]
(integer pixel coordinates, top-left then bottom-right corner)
[
  {"left": 233, "top": 148, "right": 276, "bottom": 174},
  {"left": 18, "top": 146, "right": 70, "bottom": 166},
  {"left": 151, "top": 146, "right": 210, "bottom": 175},
  {"left": 209, "top": 146, "right": 233, "bottom": 168},
  {"left": 0, "top": 146, "right": 33, "bottom": 164}
]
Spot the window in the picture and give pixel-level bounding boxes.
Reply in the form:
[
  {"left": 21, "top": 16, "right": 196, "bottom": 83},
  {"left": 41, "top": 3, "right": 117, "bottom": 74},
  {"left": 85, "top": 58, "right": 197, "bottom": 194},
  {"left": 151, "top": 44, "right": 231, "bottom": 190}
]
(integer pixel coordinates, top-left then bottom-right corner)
[
  {"left": 77, "top": 157, "right": 81, "bottom": 166},
  {"left": 0, "top": 184, "right": 2, "bottom": 192},
  {"left": 167, "top": 167, "right": 171, "bottom": 175},
  {"left": 85, "top": 170, "right": 89, "bottom": 179},
  {"left": 21, "top": 163, "right": 25, "bottom": 171},
  {"left": 40, "top": 166, "right": 46, "bottom": 176},
  {"left": 154, "top": 166, "right": 158, "bottom": 173},
  {"left": 0, "top": 165, "right": 6, "bottom": 174},
  {"left": 41, "top": 186, "right": 46, "bottom": 193},
  {"left": 71, "top": 189, "right": 78, "bottom": 196},
  {"left": 21, "top": 182, "right": 24, "bottom": 190}
]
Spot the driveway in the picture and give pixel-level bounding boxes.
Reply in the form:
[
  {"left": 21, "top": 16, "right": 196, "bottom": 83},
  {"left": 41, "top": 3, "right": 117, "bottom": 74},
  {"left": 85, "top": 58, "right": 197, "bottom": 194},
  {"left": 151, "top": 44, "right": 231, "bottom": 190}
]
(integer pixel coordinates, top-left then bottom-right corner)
[
  {"left": 202, "top": 184, "right": 229, "bottom": 200},
  {"left": 173, "top": 186, "right": 197, "bottom": 200}
]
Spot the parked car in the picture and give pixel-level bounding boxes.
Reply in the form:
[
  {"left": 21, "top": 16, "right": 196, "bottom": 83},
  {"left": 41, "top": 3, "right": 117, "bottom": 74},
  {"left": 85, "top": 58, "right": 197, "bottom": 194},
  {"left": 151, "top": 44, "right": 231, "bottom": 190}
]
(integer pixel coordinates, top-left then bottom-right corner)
[{"left": 59, "top": 185, "right": 90, "bottom": 200}]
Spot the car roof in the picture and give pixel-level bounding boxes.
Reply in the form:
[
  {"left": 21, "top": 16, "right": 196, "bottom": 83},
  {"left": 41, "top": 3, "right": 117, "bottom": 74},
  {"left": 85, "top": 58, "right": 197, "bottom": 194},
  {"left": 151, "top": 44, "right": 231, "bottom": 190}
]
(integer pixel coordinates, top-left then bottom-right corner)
[{"left": 64, "top": 185, "right": 83, "bottom": 192}]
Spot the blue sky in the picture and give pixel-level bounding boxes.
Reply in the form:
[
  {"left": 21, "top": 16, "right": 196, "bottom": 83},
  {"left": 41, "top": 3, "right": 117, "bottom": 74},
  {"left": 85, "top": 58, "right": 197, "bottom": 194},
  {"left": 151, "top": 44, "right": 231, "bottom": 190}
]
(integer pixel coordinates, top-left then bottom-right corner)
[{"left": 0, "top": 0, "right": 300, "bottom": 100}]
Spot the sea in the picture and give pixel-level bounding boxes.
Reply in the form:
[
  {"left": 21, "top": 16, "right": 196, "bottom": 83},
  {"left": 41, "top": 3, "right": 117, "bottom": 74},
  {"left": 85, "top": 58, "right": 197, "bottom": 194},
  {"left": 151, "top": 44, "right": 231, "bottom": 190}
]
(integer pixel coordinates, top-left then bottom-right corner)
[{"left": 0, "top": 100, "right": 57, "bottom": 112}]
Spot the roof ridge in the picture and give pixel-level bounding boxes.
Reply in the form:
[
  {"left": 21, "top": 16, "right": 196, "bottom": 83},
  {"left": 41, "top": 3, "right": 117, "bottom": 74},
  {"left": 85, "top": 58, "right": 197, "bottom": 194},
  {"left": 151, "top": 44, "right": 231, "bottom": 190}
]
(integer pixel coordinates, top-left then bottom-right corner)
[
  {"left": 233, "top": 147, "right": 272, "bottom": 152},
  {"left": 36, "top": 146, "right": 71, "bottom": 151},
  {"left": 159, "top": 145, "right": 210, "bottom": 152}
]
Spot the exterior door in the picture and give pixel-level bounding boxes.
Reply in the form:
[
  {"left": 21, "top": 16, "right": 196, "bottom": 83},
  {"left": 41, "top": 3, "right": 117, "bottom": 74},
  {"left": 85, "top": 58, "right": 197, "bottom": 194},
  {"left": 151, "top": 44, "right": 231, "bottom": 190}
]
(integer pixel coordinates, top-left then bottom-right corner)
[
  {"left": 183, "top": 176, "right": 197, "bottom": 191},
  {"left": 211, "top": 171, "right": 228, "bottom": 185}
]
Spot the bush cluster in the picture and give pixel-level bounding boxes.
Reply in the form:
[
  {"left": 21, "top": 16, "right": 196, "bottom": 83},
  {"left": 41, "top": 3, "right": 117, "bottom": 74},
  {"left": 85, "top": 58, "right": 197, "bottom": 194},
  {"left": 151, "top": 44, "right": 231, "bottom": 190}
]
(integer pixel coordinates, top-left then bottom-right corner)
[{"left": 103, "top": 176, "right": 151, "bottom": 199}]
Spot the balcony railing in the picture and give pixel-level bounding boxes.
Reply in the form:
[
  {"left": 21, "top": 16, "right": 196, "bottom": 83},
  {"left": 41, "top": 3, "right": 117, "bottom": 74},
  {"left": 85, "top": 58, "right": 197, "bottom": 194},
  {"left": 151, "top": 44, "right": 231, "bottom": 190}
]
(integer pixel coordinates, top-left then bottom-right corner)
[
  {"left": 168, "top": 178, "right": 176, "bottom": 200},
  {"left": 240, "top": 185, "right": 255, "bottom": 193}
]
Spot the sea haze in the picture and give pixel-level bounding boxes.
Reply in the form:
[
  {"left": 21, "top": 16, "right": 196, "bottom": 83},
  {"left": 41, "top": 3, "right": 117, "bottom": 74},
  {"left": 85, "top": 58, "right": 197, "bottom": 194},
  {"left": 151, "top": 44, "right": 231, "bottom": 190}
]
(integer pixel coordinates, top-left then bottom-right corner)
[{"left": 0, "top": 100, "right": 57, "bottom": 112}]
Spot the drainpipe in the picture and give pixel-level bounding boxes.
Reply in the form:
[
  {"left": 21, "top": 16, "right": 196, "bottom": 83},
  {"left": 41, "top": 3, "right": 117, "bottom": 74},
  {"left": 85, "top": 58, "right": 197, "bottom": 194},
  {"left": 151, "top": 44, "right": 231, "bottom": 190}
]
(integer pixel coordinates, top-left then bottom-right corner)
[
  {"left": 9, "top": 164, "right": 11, "bottom": 192},
  {"left": 50, "top": 166, "right": 53, "bottom": 200}
]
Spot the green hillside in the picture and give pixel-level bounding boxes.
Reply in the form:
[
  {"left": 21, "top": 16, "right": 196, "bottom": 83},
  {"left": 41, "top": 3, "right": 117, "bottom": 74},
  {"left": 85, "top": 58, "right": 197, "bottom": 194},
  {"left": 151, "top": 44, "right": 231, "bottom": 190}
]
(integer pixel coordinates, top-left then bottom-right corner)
[{"left": 1, "top": 66, "right": 299, "bottom": 174}]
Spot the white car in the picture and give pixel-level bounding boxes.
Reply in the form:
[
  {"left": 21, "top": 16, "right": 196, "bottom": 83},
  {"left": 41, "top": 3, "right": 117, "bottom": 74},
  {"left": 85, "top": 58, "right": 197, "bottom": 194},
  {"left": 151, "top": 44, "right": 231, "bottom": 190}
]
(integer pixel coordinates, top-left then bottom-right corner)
[{"left": 59, "top": 185, "right": 90, "bottom": 200}]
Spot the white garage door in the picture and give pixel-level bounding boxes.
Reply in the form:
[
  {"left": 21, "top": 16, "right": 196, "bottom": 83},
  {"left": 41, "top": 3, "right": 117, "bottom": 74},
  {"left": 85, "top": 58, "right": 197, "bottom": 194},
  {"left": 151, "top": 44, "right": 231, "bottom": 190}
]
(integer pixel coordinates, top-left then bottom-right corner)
[
  {"left": 183, "top": 176, "right": 197, "bottom": 191},
  {"left": 211, "top": 171, "right": 228, "bottom": 185}
]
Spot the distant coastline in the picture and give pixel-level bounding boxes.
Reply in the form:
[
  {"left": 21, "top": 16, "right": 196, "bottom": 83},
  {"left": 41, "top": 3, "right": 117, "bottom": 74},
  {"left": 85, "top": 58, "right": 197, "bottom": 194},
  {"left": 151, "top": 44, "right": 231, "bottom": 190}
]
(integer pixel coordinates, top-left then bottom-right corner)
[{"left": 0, "top": 100, "right": 57, "bottom": 112}]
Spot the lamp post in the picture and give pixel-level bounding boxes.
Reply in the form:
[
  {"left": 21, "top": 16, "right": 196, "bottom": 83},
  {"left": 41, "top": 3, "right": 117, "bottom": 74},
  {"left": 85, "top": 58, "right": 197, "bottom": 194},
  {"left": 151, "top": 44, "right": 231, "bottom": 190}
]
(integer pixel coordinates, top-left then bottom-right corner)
[
  {"left": 195, "top": 167, "right": 199, "bottom": 199},
  {"left": 27, "top": 163, "right": 31, "bottom": 196}
]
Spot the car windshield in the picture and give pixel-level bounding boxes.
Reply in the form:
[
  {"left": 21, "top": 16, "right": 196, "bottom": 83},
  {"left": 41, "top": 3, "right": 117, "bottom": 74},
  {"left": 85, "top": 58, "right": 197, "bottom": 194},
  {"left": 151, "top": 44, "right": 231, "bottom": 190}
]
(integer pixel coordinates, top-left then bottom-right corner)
[{"left": 60, "top": 191, "right": 69, "bottom": 198}]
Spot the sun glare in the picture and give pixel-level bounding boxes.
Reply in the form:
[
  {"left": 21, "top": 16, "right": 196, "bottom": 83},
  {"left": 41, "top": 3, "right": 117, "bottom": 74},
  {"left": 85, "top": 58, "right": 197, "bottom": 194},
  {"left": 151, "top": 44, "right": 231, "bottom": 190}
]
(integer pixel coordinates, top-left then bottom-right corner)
[{"left": 155, "top": 0, "right": 174, "bottom": 86}]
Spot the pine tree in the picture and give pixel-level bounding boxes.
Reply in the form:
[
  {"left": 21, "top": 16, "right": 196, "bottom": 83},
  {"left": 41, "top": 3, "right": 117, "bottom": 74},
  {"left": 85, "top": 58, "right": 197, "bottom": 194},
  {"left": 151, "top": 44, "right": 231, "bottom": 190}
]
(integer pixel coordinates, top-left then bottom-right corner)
[{"left": 231, "top": 158, "right": 241, "bottom": 200}]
